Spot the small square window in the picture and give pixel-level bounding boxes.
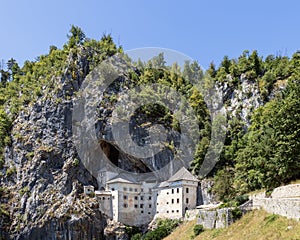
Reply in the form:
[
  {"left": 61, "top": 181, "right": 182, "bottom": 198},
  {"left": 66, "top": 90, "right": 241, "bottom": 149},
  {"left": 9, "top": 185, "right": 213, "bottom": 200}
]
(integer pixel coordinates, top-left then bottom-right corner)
[
  {"left": 176, "top": 210, "right": 179, "bottom": 213},
  {"left": 141, "top": 210, "right": 144, "bottom": 213},
  {"left": 148, "top": 196, "right": 152, "bottom": 200},
  {"left": 167, "top": 211, "right": 169, "bottom": 213},
  {"left": 129, "top": 188, "right": 133, "bottom": 191},
  {"left": 111, "top": 188, "right": 115, "bottom": 191},
  {"left": 148, "top": 212, "right": 151, "bottom": 214},
  {"left": 140, "top": 196, "right": 144, "bottom": 200},
  {"left": 123, "top": 203, "right": 128, "bottom": 208},
  {"left": 134, "top": 188, "right": 138, "bottom": 192},
  {"left": 134, "top": 196, "right": 138, "bottom": 200},
  {"left": 134, "top": 204, "right": 138, "bottom": 208},
  {"left": 140, "top": 204, "right": 144, "bottom": 208},
  {"left": 123, "top": 187, "right": 127, "bottom": 191}
]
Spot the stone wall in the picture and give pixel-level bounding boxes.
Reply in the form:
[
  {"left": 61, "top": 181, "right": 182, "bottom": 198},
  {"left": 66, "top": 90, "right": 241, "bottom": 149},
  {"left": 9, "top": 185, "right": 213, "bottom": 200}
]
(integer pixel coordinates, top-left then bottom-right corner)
[
  {"left": 252, "top": 184, "right": 300, "bottom": 220},
  {"left": 271, "top": 184, "right": 300, "bottom": 198},
  {"left": 197, "top": 208, "right": 233, "bottom": 229},
  {"left": 253, "top": 198, "right": 300, "bottom": 220},
  {"left": 185, "top": 208, "right": 235, "bottom": 229}
]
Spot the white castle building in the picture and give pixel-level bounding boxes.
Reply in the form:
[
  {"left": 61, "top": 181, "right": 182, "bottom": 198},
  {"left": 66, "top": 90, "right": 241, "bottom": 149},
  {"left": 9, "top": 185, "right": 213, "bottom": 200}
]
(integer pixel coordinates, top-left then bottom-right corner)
[{"left": 93, "top": 167, "right": 199, "bottom": 226}]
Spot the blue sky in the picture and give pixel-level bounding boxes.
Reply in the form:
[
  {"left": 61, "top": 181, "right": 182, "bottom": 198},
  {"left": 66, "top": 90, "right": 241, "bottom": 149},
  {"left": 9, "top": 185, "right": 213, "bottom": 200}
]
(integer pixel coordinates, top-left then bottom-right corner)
[{"left": 1, "top": 0, "right": 300, "bottom": 69}]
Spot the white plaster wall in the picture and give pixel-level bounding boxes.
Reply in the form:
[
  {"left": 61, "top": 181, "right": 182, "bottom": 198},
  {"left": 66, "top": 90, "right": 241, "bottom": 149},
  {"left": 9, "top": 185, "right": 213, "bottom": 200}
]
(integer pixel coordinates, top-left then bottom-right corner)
[
  {"left": 97, "top": 193, "right": 113, "bottom": 218},
  {"left": 156, "top": 186, "right": 183, "bottom": 219}
]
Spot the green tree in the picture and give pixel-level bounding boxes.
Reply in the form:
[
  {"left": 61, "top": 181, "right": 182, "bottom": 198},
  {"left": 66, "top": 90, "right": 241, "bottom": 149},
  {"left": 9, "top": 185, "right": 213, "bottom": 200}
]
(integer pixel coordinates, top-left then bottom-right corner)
[
  {"left": 7, "top": 58, "right": 20, "bottom": 81},
  {"left": 234, "top": 80, "right": 300, "bottom": 192},
  {"left": 67, "top": 25, "right": 86, "bottom": 47}
]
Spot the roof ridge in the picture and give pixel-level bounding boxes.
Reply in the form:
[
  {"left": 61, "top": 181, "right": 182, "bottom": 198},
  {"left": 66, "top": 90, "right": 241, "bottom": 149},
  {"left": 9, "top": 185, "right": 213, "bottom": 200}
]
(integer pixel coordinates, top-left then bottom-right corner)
[{"left": 167, "top": 167, "right": 199, "bottom": 182}]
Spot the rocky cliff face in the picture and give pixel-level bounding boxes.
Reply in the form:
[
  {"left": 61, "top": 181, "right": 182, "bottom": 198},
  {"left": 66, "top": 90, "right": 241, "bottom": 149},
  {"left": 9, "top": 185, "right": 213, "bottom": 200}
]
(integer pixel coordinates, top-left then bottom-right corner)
[
  {"left": 1, "top": 47, "right": 109, "bottom": 239},
  {"left": 0, "top": 45, "right": 285, "bottom": 239}
]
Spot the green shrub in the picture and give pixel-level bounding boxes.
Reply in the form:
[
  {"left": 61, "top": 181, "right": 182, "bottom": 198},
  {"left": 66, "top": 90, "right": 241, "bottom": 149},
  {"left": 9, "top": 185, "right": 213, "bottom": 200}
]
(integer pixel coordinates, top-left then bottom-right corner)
[
  {"left": 193, "top": 224, "right": 204, "bottom": 236},
  {"left": 6, "top": 166, "right": 16, "bottom": 177},
  {"left": 19, "top": 186, "right": 29, "bottom": 196},
  {"left": 26, "top": 151, "right": 35, "bottom": 161},
  {"left": 131, "top": 233, "right": 142, "bottom": 240},
  {"left": 264, "top": 214, "right": 279, "bottom": 225},
  {"left": 140, "top": 219, "right": 181, "bottom": 240},
  {"left": 73, "top": 158, "right": 79, "bottom": 167},
  {"left": 234, "top": 194, "right": 249, "bottom": 205},
  {"left": 231, "top": 207, "right": 243, "bottom": 220}
]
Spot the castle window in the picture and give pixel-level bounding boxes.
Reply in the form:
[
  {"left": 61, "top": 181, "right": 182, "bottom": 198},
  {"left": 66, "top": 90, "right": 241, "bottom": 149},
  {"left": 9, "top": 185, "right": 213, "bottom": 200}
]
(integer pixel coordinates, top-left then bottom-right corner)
[
  {"left": 148, "top": 212, "right": 151, "bottom": 214},
  {"left": 172, "top": 210, "right": 174, "bottom": 213},
  {"left": 176, "top": 210, "right": 179, "bottom": 213},
  {"left": 141, "top": 210, "right": 144, "bottom": 213},
  {"left": 186, "top": 198, "right": 189, "bottom": 204},
  {"left": 123, "top": 187, "right": 127, "bottom": 191},
  {"left": 167, "top": 211, "right": 169, "bottom": 213},
  {"left": 140, "top": 204, "right": 144, "bottom": 208},
  {"left": 129, "top": 188, "right": 133, "bottom": 191},
  {"left": 123, "top": 195, "right": 127, "bottom": 200},
  {"left": 186, "top": 188, "right": 189, "bottom": 194},
  {"left": 148, "top": 196, "right": 152, "bottom": 200},
  {"left": 111, "top": 188, "right": 115, "bottom": 191},
  {"left": 134, "top": 204, "right": 138, "bottom": 208},
  {"left": 157, "top": 203, "right": 159, "bottom": 205},
  {"left": 177, "top": 198, "right": 179, "bottom": 203},
  {"left": 167, "top": 202, "right": 169, "bottom": 204},
  {"left": 103, "top": 197, "right": 105, "bottom": 200},
  {"left": 177, "top": 188, "right": 179, "bottom": 193},
  {"left": 113, "top": 196, "right": 115, "bottom": 200},
  {"left": 135, "top": 188, "right": 138, "bottom": 192},
  {"left": 123, "top": 203, "right": 128, "bottom": 208},
  {"left": 172, "top": 189, "right": 174, "bottom": 194},
  {"left": 171, "top": 199, "right": 174, "bottom": 204},
  {"left": 167, "top": 192, "right": 169, "bottom": 195},
  {"left": 141, "top": 188, "right": 144, "bottom": 192},
  {"left": 134, "top": 196, "right": 138, "bottom": 200},
  {"left": 149, "top": 204, "right": 152, "bottom": 208},
  {"left": 140, "top": 196, "right": 144, "bottom": 201}
]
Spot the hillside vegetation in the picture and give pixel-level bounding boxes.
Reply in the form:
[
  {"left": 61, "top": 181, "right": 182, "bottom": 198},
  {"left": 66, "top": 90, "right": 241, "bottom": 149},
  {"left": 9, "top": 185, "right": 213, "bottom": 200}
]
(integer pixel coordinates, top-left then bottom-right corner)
[
  {"left": 164, "top": 210, "right": 300, "bottom": 240},
  {"left": 0, "top": 26, "right": 300, "bottom": 237}
]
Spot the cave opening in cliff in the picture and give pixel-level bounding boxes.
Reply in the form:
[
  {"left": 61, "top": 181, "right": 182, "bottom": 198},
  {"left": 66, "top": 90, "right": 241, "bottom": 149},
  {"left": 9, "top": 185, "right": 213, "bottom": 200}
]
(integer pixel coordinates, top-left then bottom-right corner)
[{"left": 100, "top": 140, "right": 119, "bottom": 167}]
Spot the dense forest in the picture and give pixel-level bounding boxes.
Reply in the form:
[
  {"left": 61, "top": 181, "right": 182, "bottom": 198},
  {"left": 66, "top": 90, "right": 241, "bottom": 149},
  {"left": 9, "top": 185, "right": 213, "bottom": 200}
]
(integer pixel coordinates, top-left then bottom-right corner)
[{"left": 0, "top": 25, "right": 299, "bottom": 213}]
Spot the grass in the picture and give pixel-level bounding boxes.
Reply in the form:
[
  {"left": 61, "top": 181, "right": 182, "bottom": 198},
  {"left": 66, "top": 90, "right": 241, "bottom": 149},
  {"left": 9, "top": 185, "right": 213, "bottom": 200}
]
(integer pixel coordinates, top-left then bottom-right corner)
[
  {"left": 164, "top": 210, "right": 300, "bottom": 240},
  {"left": 164, "top": 220, "right": 196, "bottom": 240}
]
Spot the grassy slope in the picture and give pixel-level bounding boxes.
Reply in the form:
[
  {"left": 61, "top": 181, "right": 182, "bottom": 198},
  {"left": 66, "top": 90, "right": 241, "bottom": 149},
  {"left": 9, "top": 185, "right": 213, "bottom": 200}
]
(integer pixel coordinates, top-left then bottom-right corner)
[{"left": 164, "top": 210, "right": 300, "bottom": 240}]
